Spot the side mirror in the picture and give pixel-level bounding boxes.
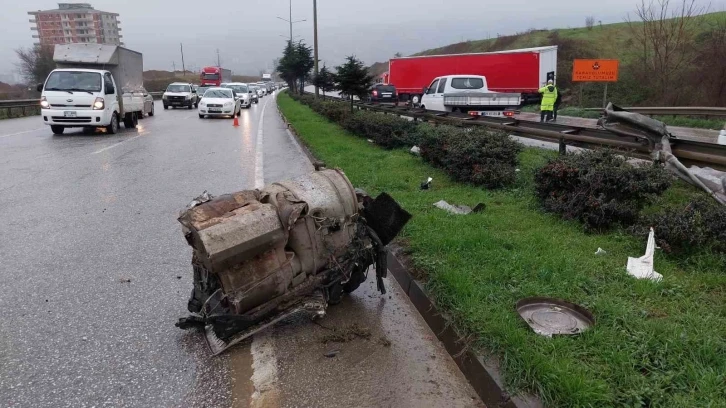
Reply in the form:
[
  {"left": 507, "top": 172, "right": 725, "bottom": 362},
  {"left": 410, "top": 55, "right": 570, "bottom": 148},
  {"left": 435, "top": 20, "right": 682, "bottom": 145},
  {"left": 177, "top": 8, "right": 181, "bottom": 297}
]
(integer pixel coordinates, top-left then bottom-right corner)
[{"left": 36, "top": 83, "right": 44, "bottom": 92}]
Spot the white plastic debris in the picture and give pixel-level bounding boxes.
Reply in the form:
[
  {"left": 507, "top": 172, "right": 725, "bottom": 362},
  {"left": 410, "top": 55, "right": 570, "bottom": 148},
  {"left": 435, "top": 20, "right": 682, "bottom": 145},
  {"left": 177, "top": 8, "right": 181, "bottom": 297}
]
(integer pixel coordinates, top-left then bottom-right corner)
[
  {"left": 718, "top": 129, "right": 726, "bottom": 146},
  {"left": 410, "top": 146, "right": 421, "bottom": 156},
  {"left": 433, "top": 200, "right": 485, "bottom": 215},
  {"left": 367, "top": 139, "right": 374, "bottom": 143},
  {"left": 515, "top": 168, "right": 521, "bottom": 172},
  {"left": 595, "top": 248, "right": 607, "bottom": 255},
  {"left": 626, "top": 228, "right": 663, "bottom": 282}
]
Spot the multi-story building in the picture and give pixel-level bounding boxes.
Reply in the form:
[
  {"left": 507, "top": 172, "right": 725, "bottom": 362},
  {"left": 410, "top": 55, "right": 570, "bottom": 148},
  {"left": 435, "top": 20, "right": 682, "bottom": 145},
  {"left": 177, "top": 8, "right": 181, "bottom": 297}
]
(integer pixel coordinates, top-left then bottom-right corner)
[{"left": 28, "top": 3, "right": 122, "bottom": 47}]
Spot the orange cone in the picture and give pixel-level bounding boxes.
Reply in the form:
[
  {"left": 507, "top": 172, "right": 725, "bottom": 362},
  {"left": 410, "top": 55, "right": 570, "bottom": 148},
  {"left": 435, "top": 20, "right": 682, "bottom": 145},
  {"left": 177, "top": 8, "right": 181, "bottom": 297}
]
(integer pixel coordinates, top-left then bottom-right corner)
[{"left": 233, "top": 114, "right": 239, "bottom": 127}]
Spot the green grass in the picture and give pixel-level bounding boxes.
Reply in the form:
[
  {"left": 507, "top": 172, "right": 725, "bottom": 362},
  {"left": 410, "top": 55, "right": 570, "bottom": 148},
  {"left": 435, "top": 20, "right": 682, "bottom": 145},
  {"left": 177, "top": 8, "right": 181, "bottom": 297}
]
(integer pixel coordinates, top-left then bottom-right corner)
[{"left": 278, "top": 93, "right": 726, "bottom": 407}]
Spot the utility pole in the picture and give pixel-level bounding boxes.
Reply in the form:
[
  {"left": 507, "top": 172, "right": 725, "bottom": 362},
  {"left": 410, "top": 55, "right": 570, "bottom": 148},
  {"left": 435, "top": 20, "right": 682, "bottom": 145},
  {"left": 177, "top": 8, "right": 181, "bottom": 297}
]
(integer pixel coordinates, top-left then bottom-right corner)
[
  {"left": 217, "top": 49, "right": 221, "bottom": 67},
  {"left": 313, "top": 0, "right": 319, "bottom": 97},
  {"left": 172, "top": 61, "right": 176, "bottom": 73},
  {"left": 180, "top": 43, "right": 186, "bottom": 76},
  {"left": 277, "top": 1, "right": 306, "bottom": 43}
]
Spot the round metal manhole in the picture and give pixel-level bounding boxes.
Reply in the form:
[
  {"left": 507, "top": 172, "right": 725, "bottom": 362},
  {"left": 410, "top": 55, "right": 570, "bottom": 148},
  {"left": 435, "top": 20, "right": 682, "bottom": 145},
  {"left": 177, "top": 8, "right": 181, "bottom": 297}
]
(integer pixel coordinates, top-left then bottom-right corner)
[{"left": 516, "top": 297, "right": 595, "bottom": 337}]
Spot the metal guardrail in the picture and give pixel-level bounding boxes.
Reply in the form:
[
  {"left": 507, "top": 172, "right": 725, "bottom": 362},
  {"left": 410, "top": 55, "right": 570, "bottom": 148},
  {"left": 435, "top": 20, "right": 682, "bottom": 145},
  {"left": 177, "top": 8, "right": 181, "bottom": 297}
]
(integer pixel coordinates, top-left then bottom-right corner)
[
  {"left": 583, "top": 106, "right": 726, "bottom": 117},
  {"left": 301, "top": 92, "right": 726, "bottom": 171}
]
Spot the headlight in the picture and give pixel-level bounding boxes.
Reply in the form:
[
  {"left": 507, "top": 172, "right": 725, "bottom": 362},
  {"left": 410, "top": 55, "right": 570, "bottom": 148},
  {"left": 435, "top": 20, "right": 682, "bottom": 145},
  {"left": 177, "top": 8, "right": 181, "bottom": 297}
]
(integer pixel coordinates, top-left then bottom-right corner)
[
  {"left": 224, "top": 101, "right": 233, "bottom": 107},
  {"left": 162, "top": 94, "right": 168, "bottom": 100},
  {"left": 185, "top": 95, "right": 191, "bottom": 100},
  {"left": 40, "top": 96, "right": 49, "bottom": 109},
  {"left": 93, "top": 97, "right": 105, "bottom": 110}
]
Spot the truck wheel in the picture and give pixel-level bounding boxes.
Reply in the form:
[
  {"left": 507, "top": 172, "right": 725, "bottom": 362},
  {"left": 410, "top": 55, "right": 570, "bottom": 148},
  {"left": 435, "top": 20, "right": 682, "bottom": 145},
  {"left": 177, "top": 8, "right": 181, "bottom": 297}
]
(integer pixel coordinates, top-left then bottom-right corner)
[
  {"left": 132, "top": 112, "right": 139, "bottom": 127},
  {"left": 106, "top": 113, "right": 119, "bottom": 134},
  {"left": 411, "top": 95, "right": 420, "bottom": 106},
  {"left": 163, "top": 104, "right": 168, "bottom": 110},
  {"left": 123, "top": 112, "right": 135, "bottom": 128},
  {"left": 149, "top": 103, "right": 155, "bottom": 117},
  {"left": 50, "top": 125, "right": 65, "bottom": 135}
]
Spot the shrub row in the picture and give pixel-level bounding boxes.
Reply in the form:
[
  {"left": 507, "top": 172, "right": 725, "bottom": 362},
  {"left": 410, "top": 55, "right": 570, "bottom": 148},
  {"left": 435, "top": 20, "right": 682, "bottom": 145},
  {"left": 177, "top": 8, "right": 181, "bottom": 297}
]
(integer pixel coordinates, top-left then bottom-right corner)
[
  {"left": 290, "top": 92, "right": 523, "bottom": 189},
  {"left": 534, "top": 150, "right": 672, "bottom": 231}
]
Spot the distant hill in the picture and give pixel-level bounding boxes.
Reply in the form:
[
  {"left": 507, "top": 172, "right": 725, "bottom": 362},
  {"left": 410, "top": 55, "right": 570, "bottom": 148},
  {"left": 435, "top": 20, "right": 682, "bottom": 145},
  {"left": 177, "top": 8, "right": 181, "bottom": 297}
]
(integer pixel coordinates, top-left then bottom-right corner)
[{"left": 368, "top": 11, "right": 726, "bottom": 107}]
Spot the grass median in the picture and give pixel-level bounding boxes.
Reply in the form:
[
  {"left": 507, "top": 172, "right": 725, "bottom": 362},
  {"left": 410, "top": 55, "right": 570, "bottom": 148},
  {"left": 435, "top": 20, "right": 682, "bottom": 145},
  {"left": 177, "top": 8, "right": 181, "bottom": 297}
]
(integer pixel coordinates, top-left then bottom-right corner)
[{"left": 277, "top": 92, "right": 726, "bottom": 407}]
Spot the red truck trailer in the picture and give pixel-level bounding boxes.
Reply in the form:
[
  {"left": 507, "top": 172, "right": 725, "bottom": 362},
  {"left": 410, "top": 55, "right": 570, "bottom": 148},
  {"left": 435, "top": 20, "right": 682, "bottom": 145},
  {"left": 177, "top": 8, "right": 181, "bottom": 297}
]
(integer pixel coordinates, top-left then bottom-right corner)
[
  {"left": 200, "top": 66, "right": 232, "bottom": 87},
  {"left": 388, "top": 46, "right": 557, "bottom": 105}
]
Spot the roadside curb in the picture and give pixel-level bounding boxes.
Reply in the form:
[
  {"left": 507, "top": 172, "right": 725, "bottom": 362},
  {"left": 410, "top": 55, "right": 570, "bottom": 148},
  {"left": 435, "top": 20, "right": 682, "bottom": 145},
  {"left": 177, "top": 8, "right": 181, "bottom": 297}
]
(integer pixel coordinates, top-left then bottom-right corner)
[{"left": 276, "top": 92, "right": 543, "bottom": 408}]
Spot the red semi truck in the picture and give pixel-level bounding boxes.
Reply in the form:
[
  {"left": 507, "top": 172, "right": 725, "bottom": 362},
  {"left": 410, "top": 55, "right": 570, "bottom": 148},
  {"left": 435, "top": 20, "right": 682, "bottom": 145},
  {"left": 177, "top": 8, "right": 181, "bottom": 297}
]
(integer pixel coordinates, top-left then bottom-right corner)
[
  {"left": 200, "top": 66, "right": 232, "bottom": 87},
  {"left": 388, "top": 46, "right": 557, "bottom": 105}
]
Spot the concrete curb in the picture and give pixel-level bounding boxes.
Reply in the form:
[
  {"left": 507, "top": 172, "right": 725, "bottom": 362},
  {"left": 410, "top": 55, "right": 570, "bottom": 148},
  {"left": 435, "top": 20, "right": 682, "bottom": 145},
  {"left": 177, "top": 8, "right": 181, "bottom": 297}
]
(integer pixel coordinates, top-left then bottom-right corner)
[{"left": 276, "top": 92, "right": 543, "bottom": 408}]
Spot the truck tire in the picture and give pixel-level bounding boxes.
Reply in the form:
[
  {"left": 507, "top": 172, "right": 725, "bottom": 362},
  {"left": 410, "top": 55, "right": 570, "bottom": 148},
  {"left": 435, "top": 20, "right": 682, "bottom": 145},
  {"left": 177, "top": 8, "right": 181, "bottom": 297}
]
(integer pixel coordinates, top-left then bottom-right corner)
[
  {"left": 106, "top": 113, "right": 119, "bottom": 134},
  {"left": 163, "top": 104, "right": 168, "bottom": 110},
  {"left": 149, "top": 103, "right": 155, "bottom": 117},
  {"left": 50, "top": 125, "right": 65, "bottom": 135},
  {"left": 123, "top": 112, "right": 135, "bottom": 128}
]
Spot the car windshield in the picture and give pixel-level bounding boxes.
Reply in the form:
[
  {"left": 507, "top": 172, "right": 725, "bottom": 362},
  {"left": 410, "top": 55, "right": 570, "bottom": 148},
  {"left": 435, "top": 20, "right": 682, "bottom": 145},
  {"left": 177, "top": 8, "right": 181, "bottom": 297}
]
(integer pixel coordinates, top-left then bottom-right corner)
[
  {"left": 376, "top": 85, "right": 396, "bottom": 92},
  {"left": 204, "top": 89, "right": 233, "bottom": 99},
  {"left": 250, "top": 86, "right": 259, "bottom": 91},
  {"left": 166, "top": 84, "right": 191, "bottom": 93},
  {"left": 197, "top": 87, "right": 211, "bottom": 97},
  {"left": 229, "top": 85, "right": 248, "bottom": 93},
  {"left": 451, "top": 77, "right": 484, "bottom": 90},
  {"left": 202, "top": 73, "right": 219, "bottom": 80},
  {"left": 45, "top": 71, "right": 102, "bottom": 92}
]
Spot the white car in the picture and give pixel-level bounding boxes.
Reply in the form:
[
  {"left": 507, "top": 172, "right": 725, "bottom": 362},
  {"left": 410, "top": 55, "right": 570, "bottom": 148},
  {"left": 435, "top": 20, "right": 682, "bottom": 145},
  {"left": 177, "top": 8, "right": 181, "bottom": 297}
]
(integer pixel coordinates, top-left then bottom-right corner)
[
  {"left": 223, "top": 83, "right": 253, "bottom": 109},
  {"left": 255, "top": 83, "right": 268, "bottom": 96},
  {"left": 250, "top": 85, "right": 264, "bottom": 98},
  {"left": 198, "top": 88, "right": 240, "bottom": 118}
]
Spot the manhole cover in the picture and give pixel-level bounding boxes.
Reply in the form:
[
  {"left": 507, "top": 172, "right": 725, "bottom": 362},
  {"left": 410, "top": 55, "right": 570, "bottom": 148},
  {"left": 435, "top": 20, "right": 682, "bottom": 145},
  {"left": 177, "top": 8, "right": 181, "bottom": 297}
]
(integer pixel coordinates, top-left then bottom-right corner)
[{"left": 516, "top": 297, "right": 594, "bottom": 337}]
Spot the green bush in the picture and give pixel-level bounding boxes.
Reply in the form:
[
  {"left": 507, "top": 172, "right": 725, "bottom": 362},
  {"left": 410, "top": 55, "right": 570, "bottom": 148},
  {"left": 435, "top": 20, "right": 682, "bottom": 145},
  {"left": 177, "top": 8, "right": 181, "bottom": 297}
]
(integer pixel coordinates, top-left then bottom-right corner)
[
  {"left": 340, "top": 111, "right": 417, "bottom": 149},
  {"left": 534, "top": 150, "right": 672, "bottom": 231},
  {"left": 634, "top": 198, "right": 726, "bottom": 255},
  {"left": 443, "top": 129, "right": 523, "bottom": 188}
]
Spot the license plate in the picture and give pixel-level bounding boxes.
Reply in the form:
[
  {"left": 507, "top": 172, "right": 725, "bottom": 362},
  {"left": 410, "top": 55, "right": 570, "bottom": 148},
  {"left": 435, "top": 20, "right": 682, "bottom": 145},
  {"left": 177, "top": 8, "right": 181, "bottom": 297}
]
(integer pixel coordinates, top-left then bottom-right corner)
[
  {"left": 382, "top": 93, "right": 392, "bottom": 97},
  {"left": 209, "top": 109, "right": 221, "bottom": 113},
  {"left": 64, "top": 111, "right": 77, "bottom": 118}
]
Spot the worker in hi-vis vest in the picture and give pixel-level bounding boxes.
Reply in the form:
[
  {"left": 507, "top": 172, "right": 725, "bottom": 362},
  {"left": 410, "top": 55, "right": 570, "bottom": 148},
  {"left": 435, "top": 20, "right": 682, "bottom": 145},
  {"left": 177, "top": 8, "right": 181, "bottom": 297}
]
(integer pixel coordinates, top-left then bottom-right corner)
[{"left": 538, "top": 79, "right": 558, "bottom": 122}]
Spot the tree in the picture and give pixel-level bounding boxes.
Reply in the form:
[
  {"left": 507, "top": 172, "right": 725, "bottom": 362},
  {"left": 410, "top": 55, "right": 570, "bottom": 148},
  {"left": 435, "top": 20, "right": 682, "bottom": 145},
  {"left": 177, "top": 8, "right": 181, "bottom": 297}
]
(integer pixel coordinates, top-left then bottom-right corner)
[
  {"left": 585, "top": 16, "right": 595, "bottom": 30},
  {"left": 334, "top": 56, "right": 374, "bottom": 112},
  {"left": 627, "top": 0, "right": 706, "bottom": 104},
  {"left": 276, "top": 40, "right": 314, "bottom": 94},
  {"left": 394, "top": 52, "right": 403, "bottom": 58},
  {"left": 15, "top": 46, "right": 56, "bottom": 85},
  {"left": 312, "top": 65, "right": 335, "bottom": 97}
]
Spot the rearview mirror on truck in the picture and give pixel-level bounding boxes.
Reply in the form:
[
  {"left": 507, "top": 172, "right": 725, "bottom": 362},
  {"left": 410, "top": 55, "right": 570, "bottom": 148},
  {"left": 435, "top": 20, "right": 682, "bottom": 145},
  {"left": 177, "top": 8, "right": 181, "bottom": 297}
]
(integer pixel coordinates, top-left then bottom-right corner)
[{"left": 36, "top": 83, "right": 43, "bottom": 92}]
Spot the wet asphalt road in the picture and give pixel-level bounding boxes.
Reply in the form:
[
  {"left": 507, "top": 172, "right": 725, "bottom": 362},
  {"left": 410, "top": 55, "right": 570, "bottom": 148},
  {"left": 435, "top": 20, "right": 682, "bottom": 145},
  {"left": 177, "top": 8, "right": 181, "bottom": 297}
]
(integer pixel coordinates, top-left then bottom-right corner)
[{"left": 0, "top": 94, "right": 481, "bottom": 407}]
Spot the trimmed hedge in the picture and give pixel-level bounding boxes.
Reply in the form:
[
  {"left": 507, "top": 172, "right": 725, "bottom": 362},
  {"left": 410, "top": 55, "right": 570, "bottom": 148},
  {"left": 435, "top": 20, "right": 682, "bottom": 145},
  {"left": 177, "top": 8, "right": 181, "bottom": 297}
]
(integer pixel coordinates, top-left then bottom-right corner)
[
  {"left": 290, "top": 92, "right": 523, "bottom": 189},
  {"left": 534, "top": 150, "right": 672, "bottom": 231}
]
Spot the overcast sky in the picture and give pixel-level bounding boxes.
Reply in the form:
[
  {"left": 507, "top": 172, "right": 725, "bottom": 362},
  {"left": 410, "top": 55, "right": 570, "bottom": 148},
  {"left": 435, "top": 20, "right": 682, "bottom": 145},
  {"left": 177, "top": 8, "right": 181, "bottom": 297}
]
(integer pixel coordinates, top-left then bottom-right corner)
[{"left": 1, "top": 0, "right": 723, "bottom": 81}]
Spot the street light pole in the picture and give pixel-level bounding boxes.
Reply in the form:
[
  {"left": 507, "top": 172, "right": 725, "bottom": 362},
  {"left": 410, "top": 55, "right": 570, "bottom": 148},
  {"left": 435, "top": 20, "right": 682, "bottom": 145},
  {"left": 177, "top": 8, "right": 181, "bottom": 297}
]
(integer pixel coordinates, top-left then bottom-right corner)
[
  {"left": 313, "top": 0, "right": 319, "bottom": 97},
  {"left": 277, "top": 1, "right": 306, "bottom": 43}
]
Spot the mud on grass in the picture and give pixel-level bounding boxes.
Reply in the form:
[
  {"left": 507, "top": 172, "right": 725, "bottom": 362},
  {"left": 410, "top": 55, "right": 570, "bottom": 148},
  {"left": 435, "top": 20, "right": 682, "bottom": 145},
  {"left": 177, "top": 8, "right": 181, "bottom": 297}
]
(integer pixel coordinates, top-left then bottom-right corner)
[{"left": 278, "top": 92, "right": 726, "bottom": 407}]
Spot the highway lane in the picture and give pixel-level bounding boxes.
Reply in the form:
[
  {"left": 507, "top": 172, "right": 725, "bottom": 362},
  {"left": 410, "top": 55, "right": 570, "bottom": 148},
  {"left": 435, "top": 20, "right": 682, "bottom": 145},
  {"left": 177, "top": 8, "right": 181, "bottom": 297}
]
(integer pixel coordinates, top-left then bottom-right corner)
[{"left": 0, "top": 94, "right": 481, "bottom": 407}]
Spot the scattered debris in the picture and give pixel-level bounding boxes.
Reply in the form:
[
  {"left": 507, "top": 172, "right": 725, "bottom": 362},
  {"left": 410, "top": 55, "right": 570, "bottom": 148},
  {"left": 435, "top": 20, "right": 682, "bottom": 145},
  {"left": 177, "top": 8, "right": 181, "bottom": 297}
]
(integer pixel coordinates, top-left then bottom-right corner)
[
  {"left": 516, "top": 297, "right": 594, "bottom": 337},
  {"left": 320, "top": 323, "right": 372, "bottom": 343},
  {"left": 410, "top": 146, "right": 421, "bottom": 156},
  {"left": 176, "top": 276, "right": 182, "bottom": 279},
  {"left": 323, "top": 349, "right": 340, "bottom": 358},
  {"left": 515, "top": 168, "right": 521, "bottom": 172},
  {"left": 626, "top": 227, "right": 663, "bottom": 282},
  {"left": 595, "top": 248, "right": 607, "bottom": 255},
  {"left": 433, "top": 200, "right": 485, "bottom": 215},
  {"left": 119, "top": 278, "right": 132, "bottom": 283},
  {"left": 367, "top": 139, "right": 374, "bottom": 143},
  {"left": 82, "top": 336, "right": 88, "bottom": 341},
  {"left": 420, "top": 177, "right": 433, "bottom": 190},
  {"left": 175, "top": 169, "right": 411, "bottom": 355}
]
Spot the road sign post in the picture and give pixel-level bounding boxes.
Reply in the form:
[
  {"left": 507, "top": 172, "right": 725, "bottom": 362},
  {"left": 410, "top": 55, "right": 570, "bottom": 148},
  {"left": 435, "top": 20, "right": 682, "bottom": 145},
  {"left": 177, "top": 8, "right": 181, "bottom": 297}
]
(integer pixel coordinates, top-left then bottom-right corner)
[{"left": 572, "top": 59, "right": 619, "bottom": 108}]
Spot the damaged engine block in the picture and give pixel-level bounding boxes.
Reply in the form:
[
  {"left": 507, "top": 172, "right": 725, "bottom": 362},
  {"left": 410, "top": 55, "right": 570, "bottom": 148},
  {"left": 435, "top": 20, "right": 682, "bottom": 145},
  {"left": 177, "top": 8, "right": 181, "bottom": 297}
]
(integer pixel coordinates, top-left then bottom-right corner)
[{"left": 176, "top": 169, "right": 411, "bottom": 354}]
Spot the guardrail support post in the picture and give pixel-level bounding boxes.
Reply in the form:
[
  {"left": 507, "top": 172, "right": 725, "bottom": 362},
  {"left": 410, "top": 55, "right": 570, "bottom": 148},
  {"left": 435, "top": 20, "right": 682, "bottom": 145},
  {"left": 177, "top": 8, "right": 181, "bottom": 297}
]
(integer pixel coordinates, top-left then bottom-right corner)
[{"left": 559, "top": 137, "right": 566, "bottom": 155}]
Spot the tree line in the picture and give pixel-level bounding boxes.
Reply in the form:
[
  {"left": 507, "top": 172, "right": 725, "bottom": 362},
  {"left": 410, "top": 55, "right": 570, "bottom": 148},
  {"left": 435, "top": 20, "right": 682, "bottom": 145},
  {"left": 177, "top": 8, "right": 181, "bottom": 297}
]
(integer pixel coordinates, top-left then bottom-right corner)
[{"left": 276, "top": 40, "right": 373, "bottom": 110}]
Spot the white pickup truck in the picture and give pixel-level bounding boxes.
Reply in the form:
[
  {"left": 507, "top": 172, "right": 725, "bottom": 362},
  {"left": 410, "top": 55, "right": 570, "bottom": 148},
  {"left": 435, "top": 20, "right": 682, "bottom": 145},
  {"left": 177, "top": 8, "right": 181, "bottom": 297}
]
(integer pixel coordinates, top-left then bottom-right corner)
[
  {"left": 419, "top": 75, "right": 521, "bottom": 117},
  {"left": 38, "top": 44, "right": 147, "bottom": 135}
]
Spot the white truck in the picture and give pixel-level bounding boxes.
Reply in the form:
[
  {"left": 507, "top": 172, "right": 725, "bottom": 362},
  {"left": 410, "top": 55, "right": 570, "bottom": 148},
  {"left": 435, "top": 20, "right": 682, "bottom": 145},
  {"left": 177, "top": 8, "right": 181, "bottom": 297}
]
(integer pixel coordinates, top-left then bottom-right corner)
[
  {"left": 419, "top": 75, "right": 521, "bottom": 117},
  {"left": 38, "top": 44, "right": 146, "bottom": 135}
]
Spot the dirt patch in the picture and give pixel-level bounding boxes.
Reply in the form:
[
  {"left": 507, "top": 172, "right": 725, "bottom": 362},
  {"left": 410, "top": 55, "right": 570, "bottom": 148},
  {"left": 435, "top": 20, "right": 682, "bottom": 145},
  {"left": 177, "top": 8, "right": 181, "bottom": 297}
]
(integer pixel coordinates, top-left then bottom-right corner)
[{"left": 319, "top": 323, "right": 372, "bottom": 343}]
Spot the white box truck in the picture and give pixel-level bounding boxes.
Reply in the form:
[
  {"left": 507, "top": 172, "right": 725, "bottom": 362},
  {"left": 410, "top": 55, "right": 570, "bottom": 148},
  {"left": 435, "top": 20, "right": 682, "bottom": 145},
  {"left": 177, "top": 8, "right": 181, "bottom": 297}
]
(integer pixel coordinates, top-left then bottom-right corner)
[{"left": 38, "top": 44, "right": 146, "bottom": 135}]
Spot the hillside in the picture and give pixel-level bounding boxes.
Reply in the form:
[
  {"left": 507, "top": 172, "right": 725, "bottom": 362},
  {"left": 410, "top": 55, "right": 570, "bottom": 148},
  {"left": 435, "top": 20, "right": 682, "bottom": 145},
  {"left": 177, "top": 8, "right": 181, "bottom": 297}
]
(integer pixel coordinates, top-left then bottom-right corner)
[{"left": 370, "top": 11, "right": 726, "bottom": 107}]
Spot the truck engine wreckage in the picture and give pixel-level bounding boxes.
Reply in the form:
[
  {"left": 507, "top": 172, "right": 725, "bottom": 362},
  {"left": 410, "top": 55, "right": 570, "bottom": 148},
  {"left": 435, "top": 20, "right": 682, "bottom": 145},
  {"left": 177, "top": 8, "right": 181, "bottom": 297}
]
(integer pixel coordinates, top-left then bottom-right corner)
[{"left": 175, "top": 169, "right": 411, "bottom": 354}]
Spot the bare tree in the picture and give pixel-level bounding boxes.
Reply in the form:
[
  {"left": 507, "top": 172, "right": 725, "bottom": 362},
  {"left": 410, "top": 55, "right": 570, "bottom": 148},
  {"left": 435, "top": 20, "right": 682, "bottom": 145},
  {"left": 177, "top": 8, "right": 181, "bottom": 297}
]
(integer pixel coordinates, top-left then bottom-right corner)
[
  {"left": 627, "top": 0, "right": 706, "bottom": 104},
  {"left": 15, "top": 46, "right": 56, "bottom": 85},
  {"left": 691, "top": 14, "right": 726, "bottom": 105},
  {"left": 585, "top": 16, "right": 595, "bottom": 30}
]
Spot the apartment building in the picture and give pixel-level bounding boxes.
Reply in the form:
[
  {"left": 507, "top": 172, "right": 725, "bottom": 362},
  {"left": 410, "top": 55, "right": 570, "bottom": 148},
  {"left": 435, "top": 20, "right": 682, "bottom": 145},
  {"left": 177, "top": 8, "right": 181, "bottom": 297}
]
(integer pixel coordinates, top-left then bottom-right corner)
[{"left": 28, "top": 3, "right": 123, "bottom": 47}]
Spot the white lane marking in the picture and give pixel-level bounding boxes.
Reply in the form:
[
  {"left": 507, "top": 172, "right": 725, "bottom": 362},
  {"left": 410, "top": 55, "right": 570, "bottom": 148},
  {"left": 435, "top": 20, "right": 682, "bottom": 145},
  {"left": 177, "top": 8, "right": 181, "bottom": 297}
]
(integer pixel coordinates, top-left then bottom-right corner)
[
  {"left": 250, "top": 331, "right": 280, "bottom": 408},
  {"left": 254, "top": 98, "right": 270, "bottom": 189},
  {"left": 0, "top": 127, "right": 46, "bottom": 139},
  {"left": 91, "top": 133, "right": 144, "bottom": 155}
]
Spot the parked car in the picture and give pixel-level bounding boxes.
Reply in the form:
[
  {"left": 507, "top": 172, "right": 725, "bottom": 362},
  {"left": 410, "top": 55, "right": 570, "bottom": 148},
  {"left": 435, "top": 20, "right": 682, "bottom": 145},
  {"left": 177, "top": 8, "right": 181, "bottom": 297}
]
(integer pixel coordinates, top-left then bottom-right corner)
[
  {"left": 368, "top": 84, "right": 399, "bottom": 103},
  {"left": 198, "top": 87, "right": 240, "bottom": 118},
  {"left": 223, "top": 83, "right": 253, "bottom": 109},
  {"left": 163, "top": 82, "right": 198, "bottom": 109},
  {"left": 248, "top": 86, "right": 260, "bottom": 104}
]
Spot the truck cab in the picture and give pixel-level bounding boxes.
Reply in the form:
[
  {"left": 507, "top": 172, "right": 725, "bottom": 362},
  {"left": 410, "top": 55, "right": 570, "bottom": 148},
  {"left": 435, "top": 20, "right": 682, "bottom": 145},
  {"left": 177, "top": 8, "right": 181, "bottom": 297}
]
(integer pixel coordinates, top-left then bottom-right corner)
[
  {"left": 420, "top": 75, "right": 521, "bottom": 116},
  {"left": 39, "top": 44, "right": 146, "bottom": 135}
]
